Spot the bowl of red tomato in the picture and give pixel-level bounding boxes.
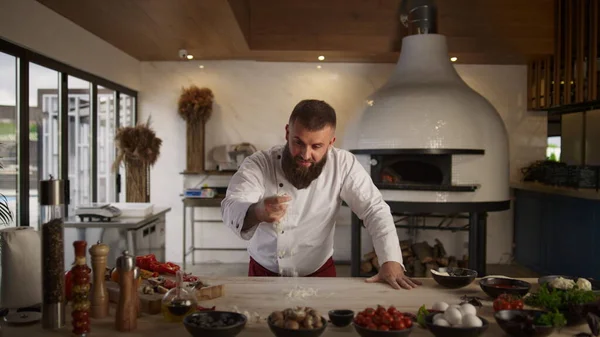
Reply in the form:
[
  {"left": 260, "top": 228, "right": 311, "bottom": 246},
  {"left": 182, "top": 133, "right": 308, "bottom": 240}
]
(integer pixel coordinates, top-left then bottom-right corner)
[
  {"left": 493, "top": 294, "right": 524, "bottom": 312},
  {"left": 479, "top": 277, "right": 531, "bottom": 299},
  {"left": 353, "top": 305, "right": 414, "bottom": 337}
]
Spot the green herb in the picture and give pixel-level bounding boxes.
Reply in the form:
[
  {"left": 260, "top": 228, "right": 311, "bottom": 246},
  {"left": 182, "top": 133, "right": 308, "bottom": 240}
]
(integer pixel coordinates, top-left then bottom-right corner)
[
  {"left": 417, "top": 305, "right": 429, "bottom": 328},
  {"left": 534, "top": 311, "right": 567, "bottom": 328},
  {"left": 525, "top": 284, "right": 598, "bottom": 311}
]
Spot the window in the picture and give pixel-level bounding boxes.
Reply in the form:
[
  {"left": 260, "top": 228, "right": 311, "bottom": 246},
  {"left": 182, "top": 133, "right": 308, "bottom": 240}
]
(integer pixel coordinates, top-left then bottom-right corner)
[
  {"left": 0, "top": 37, "right": 137, "bottom": 226},
  {"left": 0, "top": 52, "right": 17, "bottom": 226},
  {"left": 547, "top": 136, "right": 561, "bottom": 162},
  {"left": 29, "top": 63, "right": 59, "bottom": 228}
]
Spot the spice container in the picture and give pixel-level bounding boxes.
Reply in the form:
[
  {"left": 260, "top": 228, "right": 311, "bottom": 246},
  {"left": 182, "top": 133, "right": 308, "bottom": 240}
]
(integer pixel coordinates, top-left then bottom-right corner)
[
  {"left": 115, "top": 251, "right": 137, "bottom": 332},
  {"left": 89, "top": 241, "right": 109, "bottom": 318},
  {"left": 71, "top": 241, "right": 91, "bottom": 336},
  {"left": 161, "top": 270, "right": 197, "bottom": 322},
  {"left": 40, "top": 175, "right": 66, "bottom": 330}
]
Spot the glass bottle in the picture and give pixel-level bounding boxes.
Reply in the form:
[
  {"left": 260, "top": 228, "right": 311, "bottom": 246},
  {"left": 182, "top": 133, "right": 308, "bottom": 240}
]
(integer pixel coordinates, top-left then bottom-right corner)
[
  {"left": 161, "top": 270, "right": 197, "bottom": 322},
  {"left": 71, "top": 241, "right": 91, "bottom": 336},
  {"left": 40, "top": 175, "right": 66, "bottom": 330}
]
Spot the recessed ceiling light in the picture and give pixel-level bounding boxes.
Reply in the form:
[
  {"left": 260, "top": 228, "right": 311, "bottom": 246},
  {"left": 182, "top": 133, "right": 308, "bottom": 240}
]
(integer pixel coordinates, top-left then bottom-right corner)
[
  {"left": 186, "top": 54, "right": 194, "bottom": 60},
  {"left": 450, "top": 57, "right": 458, "bottom": 62},
  {"left": 318, "top": 55, "right": 325, "bottom": 61},
  {"left": 199, "top": 65, "right": 204, "bottom": 69}
]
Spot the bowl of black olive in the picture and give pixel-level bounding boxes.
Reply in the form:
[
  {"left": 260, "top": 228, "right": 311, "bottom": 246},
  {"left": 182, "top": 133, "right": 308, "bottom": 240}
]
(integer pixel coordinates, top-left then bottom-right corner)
[
  {"left": 183, "top": 311, "right": 247, "bottom": 337},
  {"left": 268, "top": 306, "right": 328, "bottom": 337}
]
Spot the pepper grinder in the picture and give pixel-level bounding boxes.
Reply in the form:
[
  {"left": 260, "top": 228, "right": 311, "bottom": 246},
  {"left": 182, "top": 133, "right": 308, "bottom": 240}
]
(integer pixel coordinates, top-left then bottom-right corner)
[
  {"left": 133, "top": 266, "right": 140, "bottom": 317},
  {"left": 115, "top": 251, "right": 137, "bottom": 332},
  {"left": 89, "top": 241, "right": 110, "bottom": 318}
]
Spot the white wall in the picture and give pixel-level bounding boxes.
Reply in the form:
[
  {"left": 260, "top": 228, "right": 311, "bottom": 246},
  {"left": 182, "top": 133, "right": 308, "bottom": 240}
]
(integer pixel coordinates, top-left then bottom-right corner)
[
  {"left": 140, "top": 61, "right": 547, "bottom": 266},
  {"left": 0, "top": 0, "right": 140, "bottom": 91}
]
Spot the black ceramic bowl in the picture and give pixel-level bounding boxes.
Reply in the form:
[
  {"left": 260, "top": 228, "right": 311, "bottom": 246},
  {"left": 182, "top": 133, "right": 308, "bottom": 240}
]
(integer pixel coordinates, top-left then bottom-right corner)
[
  {"left": 479, "top": 277, "right": 531, "bottom": 298},
  {"left": 431, "top": 267, "right": 478, "bottom": 289},
  {"left": 267, "top": 316, "right": 328, "bottom": 337},
  {"left": 328, "top": 309, "right": 354, "bottom": 327},
  {"left": 424, "top": 313, "right": 488, "bottom": 337},
  {"left": 494, "top": 310, "right": 555, "bottom": 337},
  {"left": 183, "top": 311, "right": 247, "bottom": 337},
  {"left": 538, "top": 275, "right": 600, "bottom": 291},
  {"left": 353, "top": 322, "right": 414, "bottom": 337}
]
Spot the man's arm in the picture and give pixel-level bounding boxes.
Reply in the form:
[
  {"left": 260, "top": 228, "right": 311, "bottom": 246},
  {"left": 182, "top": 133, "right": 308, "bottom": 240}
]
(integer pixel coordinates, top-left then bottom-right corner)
[
  {"left": 339, "top": 155, "right": 404, "bottom": 269},
  {"left": 221, "top": 156, "right": 266, "bottom": 241}
]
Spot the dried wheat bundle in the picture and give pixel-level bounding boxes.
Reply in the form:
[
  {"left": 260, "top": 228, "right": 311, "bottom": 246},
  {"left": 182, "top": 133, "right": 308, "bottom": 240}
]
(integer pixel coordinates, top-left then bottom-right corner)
[
  {"left": 112, "top": 117, "right": 163, "bottom": 172},
  {"left": 178, "top": 85, "right": 214, "bottom": 124}
]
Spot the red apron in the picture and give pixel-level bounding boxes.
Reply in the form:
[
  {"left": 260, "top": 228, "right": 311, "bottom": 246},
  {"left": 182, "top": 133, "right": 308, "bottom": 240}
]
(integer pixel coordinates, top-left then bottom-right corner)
[{"left": 248, "top": 256, "right": 336, "bottom": 277}]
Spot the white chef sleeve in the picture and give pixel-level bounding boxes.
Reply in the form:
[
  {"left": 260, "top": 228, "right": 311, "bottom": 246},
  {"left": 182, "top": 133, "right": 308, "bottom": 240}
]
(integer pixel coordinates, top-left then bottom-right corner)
[
  {"left": 220, "top": 155, "right": 265, "bottom": 240},
  {"left": 340, "top": 155, "right": 405, "bottom": 270}
]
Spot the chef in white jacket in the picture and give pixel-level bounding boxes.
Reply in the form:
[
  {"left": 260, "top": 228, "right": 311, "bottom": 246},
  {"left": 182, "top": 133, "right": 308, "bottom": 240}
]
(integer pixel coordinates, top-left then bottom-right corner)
[{"left": 221, "top": 99, "right": 421, "bottom": 290}]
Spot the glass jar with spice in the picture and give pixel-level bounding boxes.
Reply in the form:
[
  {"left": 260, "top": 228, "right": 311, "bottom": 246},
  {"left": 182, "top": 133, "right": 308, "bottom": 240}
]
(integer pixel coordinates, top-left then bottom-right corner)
[{"left": 39, "top": 175, "right": 67, "bottom": 330}]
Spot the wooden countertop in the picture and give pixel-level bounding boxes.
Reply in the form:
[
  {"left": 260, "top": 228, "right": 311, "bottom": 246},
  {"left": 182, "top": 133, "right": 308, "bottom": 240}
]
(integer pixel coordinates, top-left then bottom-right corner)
[
  {"left": 64, "top": 207, "right": 172, "bottom": 229},
  {"left": 5, "top": 277, "right": 589, "bottom": 336},
  {"left": 511, "top": 181, "right": 600, "bottom": 201}
]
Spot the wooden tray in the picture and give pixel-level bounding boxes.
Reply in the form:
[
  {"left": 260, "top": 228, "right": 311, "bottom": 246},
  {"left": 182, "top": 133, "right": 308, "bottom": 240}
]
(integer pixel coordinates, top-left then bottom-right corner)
[{"left": 106, "top": 280, "right": 225, "bottom": 315}]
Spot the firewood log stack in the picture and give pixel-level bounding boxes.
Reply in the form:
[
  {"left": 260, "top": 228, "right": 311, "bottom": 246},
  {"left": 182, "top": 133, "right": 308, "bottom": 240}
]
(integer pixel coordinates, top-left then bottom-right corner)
[{"left": 359, "top": 238, "right": 468, "bottom": 277}]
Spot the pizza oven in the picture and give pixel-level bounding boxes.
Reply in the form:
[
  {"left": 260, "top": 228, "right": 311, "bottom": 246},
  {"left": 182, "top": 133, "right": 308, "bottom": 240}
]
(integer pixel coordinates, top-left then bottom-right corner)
[{"left": 344, "top": 0, "right": 510, "bottom": 277}]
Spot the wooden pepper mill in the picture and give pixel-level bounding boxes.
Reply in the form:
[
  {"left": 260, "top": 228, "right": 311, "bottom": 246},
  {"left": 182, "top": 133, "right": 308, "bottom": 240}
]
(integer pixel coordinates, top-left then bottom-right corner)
[
  {"left": 89, "top": 241, "right": 110, "bottom": 318},
  {"left": 115, "top": 251, "right": 137, "bottom": 332}
]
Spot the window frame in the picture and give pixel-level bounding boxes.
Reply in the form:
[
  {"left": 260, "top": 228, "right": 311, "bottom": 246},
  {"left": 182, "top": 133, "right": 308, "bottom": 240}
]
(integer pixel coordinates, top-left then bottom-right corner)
[{"left": 0, "top": 37, "right": 138, "bottom": 226}]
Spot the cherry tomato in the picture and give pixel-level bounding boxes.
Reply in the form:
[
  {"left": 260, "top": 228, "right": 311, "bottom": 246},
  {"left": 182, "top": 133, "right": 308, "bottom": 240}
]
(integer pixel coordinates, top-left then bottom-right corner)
[
  {"left": 511, "top": 300, "right": 524, "bottom": 310},
  {"left": 364, "top": 308, "right": 375, "bottom": 317},
  {"left": 393, "top": 320, "right": 406, "bottom": 330},
  {"left": 387, "top": 306, "right": 398, "bottom": 315},
  {"left": 376, "top": 307, "right": 387, "bottom": 316},
  {"left": 404, "top": 318, "right": 413, "bottom": 328},
  {"left": 379, "top": 325, "right": 390, "bottom": 331},
  {"left": 367, "top": 323, "right": 378, "bottom": 330},
  {"left": 363, "top": 317, "right": 373, "bottom": 326},
  {"left": 381, "top": 316, "right": 392, "bottom": 326},
  {"left": 372, "top": 315, "right": 382, "bottom": 325}
]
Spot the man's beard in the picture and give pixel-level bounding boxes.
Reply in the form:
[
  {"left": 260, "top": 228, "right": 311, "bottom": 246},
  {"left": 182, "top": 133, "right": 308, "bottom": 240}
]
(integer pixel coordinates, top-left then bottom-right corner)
[{"left": 281, "top": 143, "right": 328, "bottom": 190}]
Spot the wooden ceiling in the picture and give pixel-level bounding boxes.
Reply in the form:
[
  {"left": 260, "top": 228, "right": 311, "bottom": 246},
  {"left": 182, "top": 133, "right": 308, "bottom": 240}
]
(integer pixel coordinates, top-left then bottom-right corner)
[{"left": 36, "top": 0, "right": 555, "bottom": 64}]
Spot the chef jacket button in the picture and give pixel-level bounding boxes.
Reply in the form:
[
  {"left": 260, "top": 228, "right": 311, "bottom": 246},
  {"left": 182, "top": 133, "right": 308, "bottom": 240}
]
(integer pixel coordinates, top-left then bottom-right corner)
[
  {"left": 279, "top": 183, "right": 283, "bottom": 187},
  {"left": 277, "top": 155, "right": 281, "bottom": 159}
]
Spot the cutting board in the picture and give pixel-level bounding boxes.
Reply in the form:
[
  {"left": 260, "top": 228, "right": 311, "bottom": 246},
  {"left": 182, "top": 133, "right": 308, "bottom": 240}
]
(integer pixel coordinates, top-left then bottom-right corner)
[{"left": 106, "top": 281, "right": 225, "bottom": 315}]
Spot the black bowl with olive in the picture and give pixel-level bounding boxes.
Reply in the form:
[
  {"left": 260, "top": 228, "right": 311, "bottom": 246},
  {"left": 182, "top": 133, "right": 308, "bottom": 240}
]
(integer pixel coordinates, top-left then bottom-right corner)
[
  {"left": 494, "top": 310, "right": 556, "bottom": 337},
  {"left": 268, "top": 307, "right": 328, "bottom": 337},
  {"left": 183, "top": 311, "right": 246, "bottom": 337}
]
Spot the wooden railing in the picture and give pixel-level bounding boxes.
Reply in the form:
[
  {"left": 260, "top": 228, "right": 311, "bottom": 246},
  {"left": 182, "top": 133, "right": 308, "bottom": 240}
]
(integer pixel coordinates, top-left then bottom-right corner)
[{"left": 528, "top": 0, "right": 599, "bottom": 110}]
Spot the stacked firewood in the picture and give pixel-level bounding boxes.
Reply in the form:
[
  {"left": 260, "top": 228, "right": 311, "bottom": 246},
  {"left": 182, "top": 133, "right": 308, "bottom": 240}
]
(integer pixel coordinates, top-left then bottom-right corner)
[{"left": 360, "top": 239, "right": 468, "bottom": 277}]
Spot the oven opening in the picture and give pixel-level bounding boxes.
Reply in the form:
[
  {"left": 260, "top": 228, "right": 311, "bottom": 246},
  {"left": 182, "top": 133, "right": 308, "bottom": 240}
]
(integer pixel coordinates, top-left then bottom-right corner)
[{"left": 382, "top": 160, "right": 444, "bottom": 185}]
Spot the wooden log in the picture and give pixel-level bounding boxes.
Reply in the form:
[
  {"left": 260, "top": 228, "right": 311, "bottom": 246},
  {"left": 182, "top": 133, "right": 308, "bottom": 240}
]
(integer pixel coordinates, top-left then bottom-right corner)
[
  {"left": 425, "top": 262, "right": 439, "bottom": 278},
  {"left": 371, "top": 256, "right": 380, "bottom": 270},
  {"left": 361, "top": 261, "right": 373, "bottom": 274},
  {"left": 363, "top": 251, "right": 377, "bottom": 260},
  {"left": 402, "top": 250, "right": 413, "bottom": 258},
  {"left": 448, "top": 256, "right": 458, "bottom": 268},
  {"left": 434, "top": 239, "right": 447, "bottom": 258},
  {"left": 411, "top": 241, "right": 434, "bottom": 264},
  {"left": 400, "top": 240, "right": 413, "bottom": 251},
  {"left": 413, "top": 260, "right": 426, "bottom": 278},
  {"left": 437, "top": 257, "right": 449, "bottom": 267}
]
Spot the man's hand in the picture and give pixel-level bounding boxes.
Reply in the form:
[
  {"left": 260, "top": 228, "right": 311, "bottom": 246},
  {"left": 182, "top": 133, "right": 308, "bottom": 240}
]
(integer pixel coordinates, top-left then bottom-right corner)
[
  {"left": 254, "top": 194, "right": 292, "bottom": 223},
  {"left": 365, "top": 261, "right": 422, "bottom": 290}
]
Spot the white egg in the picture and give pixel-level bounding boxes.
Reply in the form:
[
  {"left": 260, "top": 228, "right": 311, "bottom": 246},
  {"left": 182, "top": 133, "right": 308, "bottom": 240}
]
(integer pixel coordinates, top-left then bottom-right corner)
[
  {"left": 460, "top": 303, "right": 477, "bottom": 316},
  {"left": 462, "top": 314, "right": 483, "bottom": 327},
  {"left": 447, "top": 304, "right": 462, "bottom": 312},
  {"left": 432, "top": 301, "right": 449, "bottom": 311},
  {"left": 444, "top": 308, "right": 463, "bottom": 326},
  {"left": 433, "top": 313, "right": 444, "bottom": 322},
  {"left": 434, "top": 318, "right": 450, "bottom": 326}
]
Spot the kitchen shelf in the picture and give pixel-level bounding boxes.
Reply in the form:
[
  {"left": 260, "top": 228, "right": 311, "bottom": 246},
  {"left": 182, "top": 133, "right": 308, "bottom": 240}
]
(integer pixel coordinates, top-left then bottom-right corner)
[
  {"left": 180, "top": 170, "right": 236, "bottom": 175},
  {"left": 375, "top": 183, "right": 479, "bottom": 192}
]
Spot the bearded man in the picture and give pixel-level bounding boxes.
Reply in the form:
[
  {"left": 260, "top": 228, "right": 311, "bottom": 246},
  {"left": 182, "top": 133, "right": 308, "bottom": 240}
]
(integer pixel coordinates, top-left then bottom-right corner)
[{"left": 221, "top": 99, "right": 421, "bottom": 290}]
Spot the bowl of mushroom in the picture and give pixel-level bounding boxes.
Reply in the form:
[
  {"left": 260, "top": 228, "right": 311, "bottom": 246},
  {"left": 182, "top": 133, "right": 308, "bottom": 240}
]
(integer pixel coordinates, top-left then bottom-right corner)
[{"left": 268, "top": 307, "right": 327, "bottom": 337}]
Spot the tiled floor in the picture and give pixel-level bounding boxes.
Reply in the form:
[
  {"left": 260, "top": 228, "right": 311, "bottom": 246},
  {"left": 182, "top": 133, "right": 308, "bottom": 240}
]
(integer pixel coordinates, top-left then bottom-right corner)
[{"left": 185, "top": 263, "right": 539, "bottom": 278}]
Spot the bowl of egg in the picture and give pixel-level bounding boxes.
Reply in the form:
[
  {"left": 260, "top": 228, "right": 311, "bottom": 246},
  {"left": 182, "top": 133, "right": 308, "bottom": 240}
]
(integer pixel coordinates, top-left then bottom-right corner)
[{"left": 424, "top": 303, "right": 488, "bottom": 337}]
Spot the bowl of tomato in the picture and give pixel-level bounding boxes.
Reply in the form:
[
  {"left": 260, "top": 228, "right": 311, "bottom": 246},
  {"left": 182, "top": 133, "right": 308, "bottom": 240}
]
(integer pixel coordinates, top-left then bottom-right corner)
[
  {"left": 493, "top": 294, "right": 524, "bottom": 312},
  {"left": 353, "top": 305, "right": 414, "bottom": 337},
  {"left": 479, "top": 277, "right": 531, "bottom": 299}
]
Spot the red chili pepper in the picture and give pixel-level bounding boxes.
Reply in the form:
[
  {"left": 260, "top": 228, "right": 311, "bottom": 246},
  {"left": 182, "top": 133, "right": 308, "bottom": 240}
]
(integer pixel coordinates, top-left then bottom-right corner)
[
  {"left": 163, "top": 280, "right": 176, "bottom": 289},
  {"left": 157, "top": 262, "right": 180, "bottom": 275},
  {"left": 183, "top": 273, "right": 199, "bottom": 282},
  {"left": 135, "top": 254, "right": 157, "bottom": 270}
]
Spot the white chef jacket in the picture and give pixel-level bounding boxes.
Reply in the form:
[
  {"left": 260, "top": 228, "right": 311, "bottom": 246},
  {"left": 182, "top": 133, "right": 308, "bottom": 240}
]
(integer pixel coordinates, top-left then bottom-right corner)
[{"left": 220, "top": 145, "right": 404, "bottom": 276}]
